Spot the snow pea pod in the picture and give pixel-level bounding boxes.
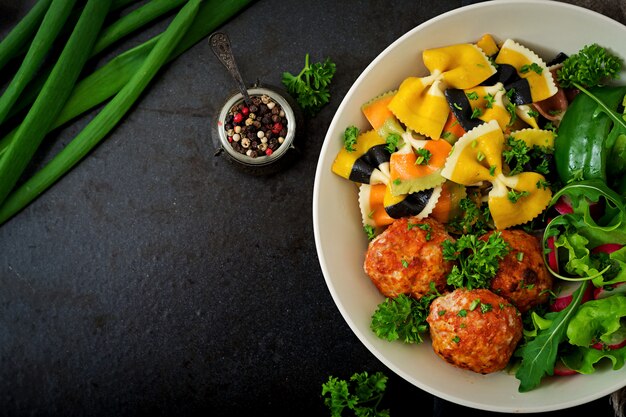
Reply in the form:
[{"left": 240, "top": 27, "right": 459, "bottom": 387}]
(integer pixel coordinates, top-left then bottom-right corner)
[{"left": 554, "top": 86, "right": 626, "bottom": 188}]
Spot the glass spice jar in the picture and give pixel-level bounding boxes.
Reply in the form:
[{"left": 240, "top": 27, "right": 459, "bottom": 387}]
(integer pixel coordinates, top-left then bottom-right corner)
[{"left": 216, "top": 86, "right": 299, "bottom": 174}]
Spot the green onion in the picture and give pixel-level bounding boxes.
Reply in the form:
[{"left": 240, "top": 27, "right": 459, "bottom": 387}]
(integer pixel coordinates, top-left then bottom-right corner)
[
  {"left": 5, "top": 0, "right": 181, "bottom": 122},
  {"left": 92, "top": 0, "right": 187, "bottom": 56},
  {"left": 0, "top": 0, "right": 253, "bottom": 158},
  {"left": 0, "top": 0, "right": 77, "bottom": 125},
  {"left": 0, "top": 0, "right": 203, "bottom": 224},
  {"left": 0, "top": 0, "right": 53, "bottom": 71},
  {"left": 0, "top": 0, "right": 112, "bottom": 206}
]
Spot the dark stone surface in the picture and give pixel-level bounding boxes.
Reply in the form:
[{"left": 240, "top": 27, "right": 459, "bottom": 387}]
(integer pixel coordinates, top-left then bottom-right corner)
[{"left": 0, "top": 1, "right": 624, "bottom": 416}]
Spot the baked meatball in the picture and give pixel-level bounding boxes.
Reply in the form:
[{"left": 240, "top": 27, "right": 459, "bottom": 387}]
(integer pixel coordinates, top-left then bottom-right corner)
[
  {"left": 482, "top": 229, "right": 553, "bottom": 313},
  {"left": 363, "top": 216, "right": 453, "bottom": 299},
  {"left": 427, "top": 288, "right": 522, "bottom": 374}
]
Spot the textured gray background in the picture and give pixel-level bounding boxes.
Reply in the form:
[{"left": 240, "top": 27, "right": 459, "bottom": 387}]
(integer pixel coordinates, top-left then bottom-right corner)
[{"left": 0, "top": 1, "right": 624, "bottom": 416}]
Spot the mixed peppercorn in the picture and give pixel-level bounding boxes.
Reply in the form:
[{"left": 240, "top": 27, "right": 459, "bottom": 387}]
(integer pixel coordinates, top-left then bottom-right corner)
[{"left": 223, "top": 94, "right": 288, "bottom": 158}]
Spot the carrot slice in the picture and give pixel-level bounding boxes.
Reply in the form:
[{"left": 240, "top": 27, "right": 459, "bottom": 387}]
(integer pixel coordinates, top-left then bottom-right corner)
[{"left": 362, "top": 91, "right": 395, "bottom": 130}]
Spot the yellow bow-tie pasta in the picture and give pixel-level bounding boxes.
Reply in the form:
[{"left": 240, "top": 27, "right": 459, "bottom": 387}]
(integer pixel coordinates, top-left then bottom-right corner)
[{"left": 423, "top": 43, "right": 497, "bottom": 89}]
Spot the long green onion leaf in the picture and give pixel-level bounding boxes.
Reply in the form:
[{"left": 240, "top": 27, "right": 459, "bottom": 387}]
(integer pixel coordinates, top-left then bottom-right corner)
[
  {"left": 92, "top": 0, "right": 187, "bottom": 56},
  {"left": 0, "top": 0, "right": 53, "bottom": 72},
  {"left": 5, "top": 0, "right": 194, "bottom": 123},
  {"left": 0, "top": 0, "right": 112, "bottom": 205},
  {"left": 0, "top": 0, "right": 203, "bottom": 224},
  {"left": 0, "top": 0, "right": 253, "bottom": 158},
  {"left": 0, "top": 0, "right": 77, "bottom": 125}
]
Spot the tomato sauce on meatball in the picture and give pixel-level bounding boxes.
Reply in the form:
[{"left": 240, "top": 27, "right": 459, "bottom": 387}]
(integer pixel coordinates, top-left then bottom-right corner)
[
  {"left": 482, "top": 229, "right": 553, "bottom": 313},
  {"left": 427, "top": 288, "right": 522, "bottom": 374},
  {"left": 363, "top": 216, "right": 453, "bottom": 299}
]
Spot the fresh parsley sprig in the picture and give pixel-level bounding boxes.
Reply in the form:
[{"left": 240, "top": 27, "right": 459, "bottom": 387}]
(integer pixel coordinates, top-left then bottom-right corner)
[
  {"left": 343, "top": 125, "right": 359, "bottom": 152},
  {"left": 557, "top": 43, "right": 622, "bottom": 89},
  {"left": 556, "top": 44, "right": 626, "bottom": 132},
  {"left": 370, "top": 284, "right": 440, "bottom": 344},
  {"left": 321, "top": 371, "right": 390, "bottom": 417},
  {"left": 282, "top": 53, "right": 336, "bottom": 116},
  {"left": 442, "top": 232, "right": 510, "bottom": 290}
]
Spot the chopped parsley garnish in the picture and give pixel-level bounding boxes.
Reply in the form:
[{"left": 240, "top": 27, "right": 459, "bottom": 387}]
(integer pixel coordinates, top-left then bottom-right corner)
[
  {"left": 448, "top": 196, "right": 492, "bottom": 235},
  {"left": 342, "top": 125, "right": 359, "bottom": 152},
  {"left": 467, "top": 91, "right": 479, "bottom": 100},
  {"left": 471, "top": 107, "right": 483, "bottom": 119},
  {"left": 452, "top": 335, "right": 461, "bottom": 343},
  {"left": 480, "top": 302, "right": 493, "bottom": 313},
  {"left": 363, "top": 225, "right": 376, "bottom": 241},
  {"left": 508, "top": 189, "right": 529, "bottom": 203},
  {"left": 442, "top": 232, "right": 510, "bottom": 289},
  {"left": 520, "top": 62, "right": 543, "bottom": 75},
  {"left": 414, "top": 148, "right": 432, "bottom": 165},
  {"left": 484, "top": 93, "right": 496, "bottom": 108},
  {"left": 506, "top": 102, "right": 518, "bottom": 126},
  {"left": 385, "top": 133, "right": 403, "bottom": 153}
]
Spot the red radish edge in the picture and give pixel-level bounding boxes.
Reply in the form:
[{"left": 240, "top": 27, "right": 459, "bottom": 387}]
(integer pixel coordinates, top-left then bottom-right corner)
[
  {"left": 549, "top": 281, "right": 593, "bottom": 312},
  {"left": 546, "top": 235, "right": 559, "bottom": 273},
  {"left": 554, "top": 196, "right": 573, "bottom": 215},
  {"left": 591, "top": 243, "right": 623, "bottom": 254},
  {"left": 554, "top": 359, "right": 577, "bottom": 376}
]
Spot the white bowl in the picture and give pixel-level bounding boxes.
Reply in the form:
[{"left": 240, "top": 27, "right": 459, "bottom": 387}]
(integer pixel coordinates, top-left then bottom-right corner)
[{"left": 313, "top": 0, "right": 626, "bottom": 413}]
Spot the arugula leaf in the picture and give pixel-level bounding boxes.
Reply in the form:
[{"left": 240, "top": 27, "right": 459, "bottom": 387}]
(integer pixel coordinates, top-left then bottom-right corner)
[
  {"left": 514, "top": 280, "right": 589, "bottom": 392},
  {"left": 442, "top": 232, "right": 510, "bottom": 290},
  {"left": 321, "top": 371, "right": 390, "bottom": 417},
  {"left": 282, "top": 53, "right": 336, "bottom": 116},
  {"left": 370, "top": 289, "right": 439, "bottom": 344}
]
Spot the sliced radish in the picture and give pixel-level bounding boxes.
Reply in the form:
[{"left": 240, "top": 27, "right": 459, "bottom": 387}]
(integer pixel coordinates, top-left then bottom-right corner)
[
  {"left": 546, "top": 235, "right": 559, "bottom": 273},
  {"left": 549, "top": 281, "right": 593, "bottom": 312},
  {"left": 591, "top": 243, "right": 623, "bottom": 255},
  {"left": 594, "top": 281, "right": 626, "bottom": 300},
  {"left": 553, "top": 358, "right": 577, "bottom": 376},
  {"left": 591, "top": 324, "right": 626, "bottom": 350},
  {"left": 554, "top": 196, "right": 573, "bottom": 215}
]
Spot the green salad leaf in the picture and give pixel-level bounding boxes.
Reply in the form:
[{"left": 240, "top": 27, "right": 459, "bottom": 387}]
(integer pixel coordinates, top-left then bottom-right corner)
[
  {"left": 566, "top": 295, "right": 626, "bottom": 347},
  {"left": 514, "top": 280, "right": 589, "bottom": 392}
]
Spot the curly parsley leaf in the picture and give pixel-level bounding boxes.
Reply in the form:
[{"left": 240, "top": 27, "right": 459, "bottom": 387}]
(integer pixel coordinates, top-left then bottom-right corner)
[
  {"left": 370, "top": 285, "right": 440, "bottom": 344},
  {"left": 557, "top": 43, "right": 622, "bottom": 89},
  {"left": 447, "top": 196, "right": 492, "bottom": 235},
  {"left": 343, "top": 125, "right": 360, "bottom": 152},
  {"left": 282, "top": 53, "right": 336, "bottom": 116},
  {"left": 322, "top": 371, "right": 390, "bottom": 417},
  {"left": 385, "top": 133, "right": 403, "bottom": 153},
  {"left": 443, "top": 232, "right": 510, "bottom": 289}
]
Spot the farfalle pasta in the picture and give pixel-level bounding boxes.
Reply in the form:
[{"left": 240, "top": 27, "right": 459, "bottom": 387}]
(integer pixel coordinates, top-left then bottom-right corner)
[
  {"left": 332, "top": 34, "right": 561, "bottom": 234},
  {"left": 388, "top": 43, "right": 496, "bottom": 140},
  {"left": 440, "top": 120, "right": 553, "bottom": 229}
]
